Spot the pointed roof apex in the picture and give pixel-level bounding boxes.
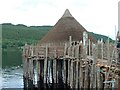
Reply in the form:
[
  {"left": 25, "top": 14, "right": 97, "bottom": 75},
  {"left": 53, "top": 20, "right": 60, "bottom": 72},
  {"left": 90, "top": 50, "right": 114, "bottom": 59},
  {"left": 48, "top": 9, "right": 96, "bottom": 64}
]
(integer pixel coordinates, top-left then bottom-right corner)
[{"left": 62, "top": 9, "right": 73, "bottom": 18}]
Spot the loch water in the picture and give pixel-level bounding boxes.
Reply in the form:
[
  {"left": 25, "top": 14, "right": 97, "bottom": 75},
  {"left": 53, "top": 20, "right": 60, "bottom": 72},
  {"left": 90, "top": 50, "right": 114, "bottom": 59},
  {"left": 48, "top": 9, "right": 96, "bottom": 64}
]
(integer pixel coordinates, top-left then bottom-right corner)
[{"left": 2, "top": 48, "right": 23, "bottom": 89}]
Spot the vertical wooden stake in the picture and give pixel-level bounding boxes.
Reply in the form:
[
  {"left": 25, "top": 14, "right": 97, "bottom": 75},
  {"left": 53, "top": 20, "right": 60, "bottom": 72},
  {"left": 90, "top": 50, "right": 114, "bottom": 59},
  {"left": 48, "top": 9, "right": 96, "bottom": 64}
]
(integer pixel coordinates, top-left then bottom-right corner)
[
  {"left": 70, "top": 60, "right": 73, "bottom": 88},
  {"left": 97, "top": 65, "right": 101, "bottom": 89},
  {"left": 44, "top": 45, "right": 48, "bottom": 87},
  {"left": 63, "top": 60, "right": 66, "bottom": 84},
  {"left": 37, "top": 60, "right": 40, "bottom": 88}
]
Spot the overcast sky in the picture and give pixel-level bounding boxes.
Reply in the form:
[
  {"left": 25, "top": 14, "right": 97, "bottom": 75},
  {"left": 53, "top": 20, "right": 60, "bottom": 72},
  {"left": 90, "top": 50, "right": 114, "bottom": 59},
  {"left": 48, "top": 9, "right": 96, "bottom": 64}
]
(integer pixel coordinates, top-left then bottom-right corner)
[{"left": 0, "top": 0, "right": 119, "bottom": 40}]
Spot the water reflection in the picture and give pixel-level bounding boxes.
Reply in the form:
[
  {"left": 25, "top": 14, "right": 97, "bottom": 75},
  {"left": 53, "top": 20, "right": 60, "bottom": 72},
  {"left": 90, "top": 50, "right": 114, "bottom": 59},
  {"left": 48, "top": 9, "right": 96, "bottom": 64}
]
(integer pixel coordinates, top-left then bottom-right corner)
[{"left": 2, "top": 66, "right": 23, "bottom": 88}]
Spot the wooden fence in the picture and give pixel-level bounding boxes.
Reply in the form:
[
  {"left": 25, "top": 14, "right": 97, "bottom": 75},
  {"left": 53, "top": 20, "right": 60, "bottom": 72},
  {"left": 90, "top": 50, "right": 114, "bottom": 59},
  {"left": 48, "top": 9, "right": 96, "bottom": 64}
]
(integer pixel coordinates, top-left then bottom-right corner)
[{"left": 22, "top": 32, "right": 120, "bottom": 90}]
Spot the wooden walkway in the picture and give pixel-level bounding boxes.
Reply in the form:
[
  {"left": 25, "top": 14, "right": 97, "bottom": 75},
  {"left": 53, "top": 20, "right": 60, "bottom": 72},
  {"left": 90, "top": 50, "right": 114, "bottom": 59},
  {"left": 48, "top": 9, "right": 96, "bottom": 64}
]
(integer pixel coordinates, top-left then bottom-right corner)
[{"left": 22, "top": 33, "right": 120, "bottom": 90}]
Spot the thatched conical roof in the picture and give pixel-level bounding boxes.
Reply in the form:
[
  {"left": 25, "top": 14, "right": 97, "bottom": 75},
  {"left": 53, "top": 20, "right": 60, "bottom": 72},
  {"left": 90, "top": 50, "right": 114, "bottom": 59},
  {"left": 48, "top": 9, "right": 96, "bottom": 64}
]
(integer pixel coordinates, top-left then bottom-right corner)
[{"left": 39, "top": 9, "right": 96, "bottom": 44}]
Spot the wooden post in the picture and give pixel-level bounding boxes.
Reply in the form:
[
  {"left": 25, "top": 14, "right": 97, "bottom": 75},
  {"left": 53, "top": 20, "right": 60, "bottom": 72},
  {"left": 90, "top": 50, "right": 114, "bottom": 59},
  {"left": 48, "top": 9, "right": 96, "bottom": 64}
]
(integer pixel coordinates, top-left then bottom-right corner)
[
  {"left": 67, "top": 59, "right": 70, "bottom": 87},
  {"left": 101, "top": 38, "right": 103, "bottom": 64},
  {"left": 79, "top": 60, "right": 84, "bottom": 89},
  {"left": 53, "top": 49, "right": 57, "bottom": 88},
  {"left": 63, "top": 60, "right": 66, "bottom": 84},
  {"left": 23, "top": 45, "right": 29, "bottom": 89},
  {"left": 33, "top": 60, "right": 36, "bottom": 86},
  {"left": 88, "top": 39, "right": 91, "bottom": 63},
  {"left": 47, "top": 59, "right": 51, "bottom": 87},
  {"left": 69, "top": 36, "right": 72, "bottom": 46},
  {"left": 67, "top": 40, "right": 72, "bottom": 87},
  {"left": 70, "top": 60, "right": 73, "bottom": 88},
  {"left": 75, "top": 60, "right": 79, "bottom": 89},
  {"left": 107, "top": 37, "right": 110, "bottom": 66},
  {"left": 40, "top": 60, "right": 44, "bottom": 88},
  {"left": 37, "top": 60, "right": 40, "bottom": 88},
  {"left": 83, "top": 31, "right": 89, "bottom": 89},
  {"left": 97, "top": 65, "right": 101, "bottom": 89},
  {"left": 63, "top": 43, "right": 67, "bottom": 85},
  {"left": 28, "top": 58, "right": 34, "bottom": 89},
  {"left": 90, "top": 43, "right": 97, "bottom": 89},
  {"left": 58, "top": 59, "right": 63, "bottom": 88},
  {"left": 75, "top": 44, "right": 79, "bottom": 89},
  {"left": 23, "top": 58, "right": 29, "bottom": 89},
  {"left": 43, "top": 45, "right": 48, "bottom": 88}
]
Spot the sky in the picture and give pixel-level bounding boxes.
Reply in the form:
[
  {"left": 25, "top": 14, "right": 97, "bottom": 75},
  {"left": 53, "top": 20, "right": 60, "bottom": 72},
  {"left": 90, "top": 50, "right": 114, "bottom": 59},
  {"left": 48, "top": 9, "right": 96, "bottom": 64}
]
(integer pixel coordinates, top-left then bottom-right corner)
[{"left": 0, "top": 0, "right": 119, "bottom": 40}]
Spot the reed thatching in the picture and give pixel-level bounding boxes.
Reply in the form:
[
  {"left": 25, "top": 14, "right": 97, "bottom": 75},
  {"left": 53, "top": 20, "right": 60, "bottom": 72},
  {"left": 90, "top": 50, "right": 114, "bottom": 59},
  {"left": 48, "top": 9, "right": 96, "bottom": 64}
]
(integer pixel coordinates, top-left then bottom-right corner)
[{"left": 39, "top": 9, "right": 96, "bottom": 45}]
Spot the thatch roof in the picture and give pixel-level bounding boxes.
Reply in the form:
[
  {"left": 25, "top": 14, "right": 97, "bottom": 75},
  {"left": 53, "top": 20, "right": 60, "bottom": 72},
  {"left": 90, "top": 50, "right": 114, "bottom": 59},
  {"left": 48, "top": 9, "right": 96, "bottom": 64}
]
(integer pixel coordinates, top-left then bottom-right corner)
[{"left": 39, "top": 9, "right": 96, "bottom": 44}]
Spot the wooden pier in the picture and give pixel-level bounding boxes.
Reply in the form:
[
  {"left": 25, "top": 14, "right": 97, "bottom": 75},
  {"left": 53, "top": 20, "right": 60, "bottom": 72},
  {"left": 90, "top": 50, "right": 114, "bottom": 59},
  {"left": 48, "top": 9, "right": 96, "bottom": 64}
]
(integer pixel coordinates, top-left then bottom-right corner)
[{"left": 22, "top": 32, "right": 120, "bottom": 90}]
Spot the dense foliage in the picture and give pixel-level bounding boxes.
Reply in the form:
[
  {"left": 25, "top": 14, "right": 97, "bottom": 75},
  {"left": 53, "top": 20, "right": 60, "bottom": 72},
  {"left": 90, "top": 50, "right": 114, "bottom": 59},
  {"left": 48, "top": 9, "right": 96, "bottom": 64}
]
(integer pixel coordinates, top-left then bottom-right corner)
[
  {"left": 2, "top": 23, "right": 52, "bottom": 48},
  {"left": 2, "top": 23, "right": 114, "bottom": 49}
]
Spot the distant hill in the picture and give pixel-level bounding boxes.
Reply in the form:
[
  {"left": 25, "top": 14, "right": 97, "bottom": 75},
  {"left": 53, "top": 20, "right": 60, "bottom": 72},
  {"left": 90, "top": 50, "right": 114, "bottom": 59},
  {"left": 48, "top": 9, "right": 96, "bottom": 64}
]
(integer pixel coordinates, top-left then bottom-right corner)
[{"left": 1, "top": 23, "right": 114, "bottom": 48}]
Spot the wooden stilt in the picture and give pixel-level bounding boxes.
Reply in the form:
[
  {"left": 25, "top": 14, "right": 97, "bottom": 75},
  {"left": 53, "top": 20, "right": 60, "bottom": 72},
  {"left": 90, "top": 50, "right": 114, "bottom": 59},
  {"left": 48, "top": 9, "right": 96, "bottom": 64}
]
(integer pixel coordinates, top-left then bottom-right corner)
[
  {"left": 28, "top": 58, "right": 34, "bottom": 89},
  {"left": 79, "top": 61, "right": 84, "bottom": 89},
  {"left": 97, "top": 66, "right": 101, "bottom": 89},
  {"left": 70, "top": 60, "right": 73, "bottom": 88},
  {"left": 75, "top": 60, "right": 79, "bottom": 89},
  {"left": 53, "top": 58, "right": 57, "bottom": 88},
  {"left": 40, "top": 60, "right": 44, "bottom": 89},
  {"left": 44, "top": 45, "right": 48, "bottom": 88},
  {"left": 67, "top": 59, "right": 70, "bottom": 87},
  {"left": 37, "top": 60, "right": 40, "bottom": 89}
]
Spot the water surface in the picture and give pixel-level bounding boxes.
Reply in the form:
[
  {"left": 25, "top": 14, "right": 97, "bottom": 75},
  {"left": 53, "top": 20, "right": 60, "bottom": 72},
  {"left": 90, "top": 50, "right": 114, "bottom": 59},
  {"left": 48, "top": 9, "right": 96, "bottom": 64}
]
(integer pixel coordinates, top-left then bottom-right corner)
[
  {"left": 2, "top": 66, "right": 23, "bottom": 88},
  {"left": 2, "top": 48, "right": 23, "bottom": 89}
]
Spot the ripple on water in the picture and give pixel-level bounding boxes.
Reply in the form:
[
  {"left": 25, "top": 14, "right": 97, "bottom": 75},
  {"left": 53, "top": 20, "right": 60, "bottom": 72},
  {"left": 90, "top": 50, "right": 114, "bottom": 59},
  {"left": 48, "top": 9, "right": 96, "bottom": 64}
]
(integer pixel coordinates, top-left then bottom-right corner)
[{"left": 2, "top": 66, "right": 23, "bottom": 88}]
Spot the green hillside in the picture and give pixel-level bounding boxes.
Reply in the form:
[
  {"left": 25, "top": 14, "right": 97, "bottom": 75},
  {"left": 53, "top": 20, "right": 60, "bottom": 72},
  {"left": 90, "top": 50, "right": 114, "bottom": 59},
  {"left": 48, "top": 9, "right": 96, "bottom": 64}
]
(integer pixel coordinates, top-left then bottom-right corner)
[
  {"left": 2, "top": 23, "right": 114, "bottom": 49},
  {"left": 2, "top": 23, "right": 52, "bottom": 48}
]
